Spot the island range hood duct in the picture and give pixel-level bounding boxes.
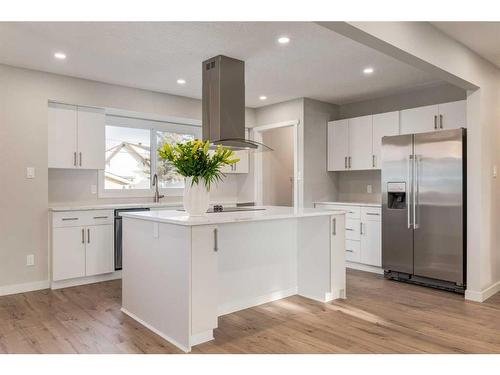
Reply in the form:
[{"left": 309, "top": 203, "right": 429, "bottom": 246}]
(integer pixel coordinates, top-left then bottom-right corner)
[{"left": 202, "top": 55, "right": 272, "bottom": 151}]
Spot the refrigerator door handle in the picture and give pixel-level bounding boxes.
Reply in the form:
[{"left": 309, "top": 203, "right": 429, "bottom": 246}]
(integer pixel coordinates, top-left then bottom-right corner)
[
  {"left": 407, "top": 155, "right": 413, "bottom": 229},
  {"left": 414, "top": 155, "right": 420, "bottom": 229}
]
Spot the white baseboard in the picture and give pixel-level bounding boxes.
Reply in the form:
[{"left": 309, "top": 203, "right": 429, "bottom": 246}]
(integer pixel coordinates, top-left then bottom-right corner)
[
  {"left": 465, "top": 280, "right": 500, "bottom": 302},
  {"left": 51, "top": 271, "right": 122, "bottom": 290},
  {"left": 0, "top": 280, "right": 50, "bottom": 297},
  {"left": 347, "top": 261, "right": 384, "bottom": 275},
  {"left": 218, "top": 287, "right": 298, "bottom": 316},
  {"left": 121, "top": 307, "right": 190, "bottom": 353},
  {"left": 190, "top": 330, "right": 214, "bottom": 347}
]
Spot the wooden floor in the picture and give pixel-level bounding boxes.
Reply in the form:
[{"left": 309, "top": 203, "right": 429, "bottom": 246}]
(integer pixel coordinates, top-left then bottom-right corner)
[{"left": 1, "top": 269, "right": 500, "bottom": 353}]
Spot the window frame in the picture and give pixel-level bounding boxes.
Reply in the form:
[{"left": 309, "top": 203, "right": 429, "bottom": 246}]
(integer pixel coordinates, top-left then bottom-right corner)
[{"left": 98, "top": 111, "right": 201, "bottom": 198}]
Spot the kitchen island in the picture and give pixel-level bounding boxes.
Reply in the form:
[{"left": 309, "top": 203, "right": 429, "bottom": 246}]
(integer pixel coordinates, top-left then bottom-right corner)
[{"left": 121, "top": 206, "right": 346, "bottom": 352}]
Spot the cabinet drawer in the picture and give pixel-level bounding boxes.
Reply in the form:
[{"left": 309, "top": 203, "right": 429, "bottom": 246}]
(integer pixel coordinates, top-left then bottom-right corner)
[
  {"left": 345, "top": 219, "right": 360, "bottom": 240},
  {"left": 53, "top": 210, "right": 114, "bottom": 227},
  {"left": 361, "top": 207, "right": 381, "bottom": 222},
  {"left": 345, "top": 240, "right": 361, "bottom": 263},
  {"left": 317, "top": 204, "right": 360, "bottom": 220}
]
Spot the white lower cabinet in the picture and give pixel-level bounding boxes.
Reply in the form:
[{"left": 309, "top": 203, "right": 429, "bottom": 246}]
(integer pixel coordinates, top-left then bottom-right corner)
[
  {"left": 315, "top": 203, "right": 382, "bottom": 270},
  {"left": 52, "top": 210, "right": 114, "bottom": 282}
]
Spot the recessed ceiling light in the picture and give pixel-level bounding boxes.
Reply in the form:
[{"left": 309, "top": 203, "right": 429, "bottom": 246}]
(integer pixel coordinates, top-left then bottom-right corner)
[
  {"left": 277, "top": 36, "right": 290, "bottom": 44},
  {"left": 259, "top": 96, "right": 267, "bottom": 101},
  {"left": 177, "top": 78, "right": 186, "bottom": 85},
  {"left": 54, "top": 52, "right": 66, "bottom": 60},
  {"left": 363, "top": 67, "right": 374, "bottom": 74}
]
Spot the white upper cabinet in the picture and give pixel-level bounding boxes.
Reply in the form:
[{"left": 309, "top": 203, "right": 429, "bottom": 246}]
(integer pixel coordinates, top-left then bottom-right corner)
[
  {"left": 48, "top": 103, "right": 78, "bottom": 169},
  {"left": 372, "top": 111, "right": 399, "bottom": 169},
  {"left": 48, "top": 102, "right": 105, "bottom": 170},
  {"left": 327, "top": 120, "right": 349, "bottom": 171},
  {"left": 438, "top": 100, "right": 467, "bottom": 130},
  {"left": 348, "top": 115, "right": 373, "bottom": 170},
  {"left": 76, "top": 106, "right": 105, "bottom": 169},
  {"left": 400, "top": 104, "right": 439, "bottom": 134}
]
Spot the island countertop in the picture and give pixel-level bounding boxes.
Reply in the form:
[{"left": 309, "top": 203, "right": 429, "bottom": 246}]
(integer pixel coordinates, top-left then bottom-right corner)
[{"left": 120, "top": 205, "right": 345, "bottom": 226}]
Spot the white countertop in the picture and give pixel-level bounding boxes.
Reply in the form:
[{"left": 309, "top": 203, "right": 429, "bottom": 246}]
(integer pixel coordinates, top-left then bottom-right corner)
[
  {"left": 121, "top": 206, "right": 345, "bottom": 226},
  {"left": 314, "top": 201, "right": 381, "bottom": 208}
]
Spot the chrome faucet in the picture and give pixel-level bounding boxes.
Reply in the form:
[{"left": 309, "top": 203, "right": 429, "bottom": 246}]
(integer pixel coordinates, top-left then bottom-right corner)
[{"left": 152, "top": 174, "right": 165, "bottom": 203}]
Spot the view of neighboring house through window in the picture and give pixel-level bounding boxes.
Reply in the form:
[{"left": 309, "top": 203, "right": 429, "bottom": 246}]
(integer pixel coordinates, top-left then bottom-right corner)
[{"left": 101, "top": 113, "right": 201, "bottom": 196}]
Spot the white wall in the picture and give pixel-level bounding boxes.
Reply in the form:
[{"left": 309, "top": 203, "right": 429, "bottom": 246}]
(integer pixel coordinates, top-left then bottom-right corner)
[
  {"left": 0, "top": 63, "right": 254, "bottom": 289},
  {"left": 320, "top": 21, "right": 500, "bottom": 300}
]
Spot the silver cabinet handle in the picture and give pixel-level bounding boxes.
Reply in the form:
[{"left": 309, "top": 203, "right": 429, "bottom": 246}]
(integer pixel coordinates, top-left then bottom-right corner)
[
  {"left": 372, "top": 155, "right": 375, "bottom": 168},
  {"left": 87, "top": 228, "right": 90, "bottom": 243},
  {"left": 345, "top": 228, "right": 353, "bottom": 231},
  {"left": 434, "top": 115, "right": 437, "bottom": 129},
  {"left": 332, "top": 218, "right": 336, "bottom": 235},
  {"left": 62, "top": 217, "right": 78, "bottom": 221},
  {"left": 439, "top": 114, "right": 443, "bottom": 129},
  {"left": 79, "top": 152, "right": 82, "bottom": 167},
  {"left": 73, "top": 152, "right": 77, "bottom": 167},
  {"left": 348, "top": 156, "right": 352, "bottom": 169},
  {"left": 360, "top": 222, "right": 363, "bottom": 235},
  {"left": 346, "top": 249, "right": 354, "bottom": 253},
  {"left": 213, "top": 228, "right": 218, "bottom": 252},
  {"left": 81, "top": 228, "right": 85, "bottom": 244},
  {"left": 344, "top": 156, "right": 347, "bottom": 169},
  {"left": 93, "top": 216, "right": 108, "bottom": 219},
  {"left": 366, "top": 212, "right": 380, "bottom": 216}
]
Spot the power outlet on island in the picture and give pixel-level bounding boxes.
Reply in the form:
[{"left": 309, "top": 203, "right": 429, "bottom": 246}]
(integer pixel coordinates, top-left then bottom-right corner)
[{"left": 26, "top": 254, "right": 35, "bottom": 267}]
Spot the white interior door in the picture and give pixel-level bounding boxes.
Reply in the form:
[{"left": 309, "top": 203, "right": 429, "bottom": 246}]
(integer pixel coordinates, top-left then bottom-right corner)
[
  {"left": 348, "top": 115, "right": 373, "bottom": 170},
  {"left": 77, "top": 106, "right": 105, "bottom": 169},
  {"left": 85, "top": 224, "right": 114, "bottom": 276},
  {"left": 48, "top": 102, "right": 78, "bottom": 169},
  {"left": 438, "top": 100, "right": 466, "bottom": 130},
  {"left": 328, "top": 120, "right": 349, "bottom": 171},
  {"left": 372, "top": 111, "right": 399, "bottom": 169},
  {"left": 400, "top": 104, "right": 438, "bottom": 134},
  {"left": 52, "top": 226, "right": 86, "bottom": 281}
]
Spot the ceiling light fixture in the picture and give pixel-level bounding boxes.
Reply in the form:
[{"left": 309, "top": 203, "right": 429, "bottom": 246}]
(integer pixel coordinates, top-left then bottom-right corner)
[
  {"left": 259, "top": 96, "right": 267, "bottom": 101},
  {"left": 177, "top": 78, "right": 186, "bottom": 85},
  {"left": 277, "top": 36, "right": 290, "bottom": 44},
  {"left": 54, "top": 52, "right": 66, "bottom": 60},
  {"left": 363, "top": 67, "right": 374, "bottom": 74}
]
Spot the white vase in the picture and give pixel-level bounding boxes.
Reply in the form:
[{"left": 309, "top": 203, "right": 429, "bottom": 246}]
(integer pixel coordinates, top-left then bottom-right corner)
[{"left": 183, "top": 177, "right": 210, "bottom": 216}]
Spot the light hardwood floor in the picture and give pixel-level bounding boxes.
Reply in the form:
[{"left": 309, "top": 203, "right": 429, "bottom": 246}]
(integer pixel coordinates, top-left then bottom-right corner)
[{"left": 1, "top": 269, "right": 500, "bottom": 354}]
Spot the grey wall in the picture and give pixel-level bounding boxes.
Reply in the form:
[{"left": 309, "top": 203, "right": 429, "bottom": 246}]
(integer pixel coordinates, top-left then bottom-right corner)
[
  {"left": 303, "top": 98, "right": 339, "bottom": 207},
  {"left": 0, "top": 63, "right": 253, "bottom": 289},
  {"left": 338, "top": 82, "right": 466, "bottom": 119},
  {"left": 335, "top": 170, "right": 381, "bottom": 203}
]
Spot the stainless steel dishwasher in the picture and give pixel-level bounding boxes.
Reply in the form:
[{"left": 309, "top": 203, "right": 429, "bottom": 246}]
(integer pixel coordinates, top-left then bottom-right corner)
[{"left": 114, "top": 207, "right": 150, "bottom": 270}]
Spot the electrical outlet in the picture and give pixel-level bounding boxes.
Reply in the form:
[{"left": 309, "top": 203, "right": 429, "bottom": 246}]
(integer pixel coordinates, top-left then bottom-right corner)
[
  {"left": 26, "top": 167, "right": 35, "bottom": 179},
  {"left": 367, "top": 184, "right": 372, "bottom": 194},
  {"left": 90, "top": 184, "right": 97, "bottom": 194},
  {"left": 26, "top": 254, "right": 35, "bottom": 266},
  {"left": 493, "top": 166, "right": 497, "bottom": 178}
]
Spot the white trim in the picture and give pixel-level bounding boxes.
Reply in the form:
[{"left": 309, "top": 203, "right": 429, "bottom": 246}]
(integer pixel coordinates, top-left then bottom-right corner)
[
  {"left": 51, "top": 271, "right": 122, "bottom": 290},
  {"left": 105, "top": 107, "right": 201, "bottom": 128},
  {"left": 465, "top": 280, "right": 500, "bottom": 302},
  {"left": 0, "top": 280, "right": 50, "bottom": 297},
  {"left": 347, "top": 262, "right": 384, "bottom": 275},
  {"left": 218, "top": 287, "right": 298, "bottom": 316},
  {"left": 252, "top": 120, "right": 301, "bottom": 209},
  {"left": 121, "top": 307, "right": 190, "bottom": 353},
  {"left": 190, "top": 330, "right": 214, "bottom": 347}
]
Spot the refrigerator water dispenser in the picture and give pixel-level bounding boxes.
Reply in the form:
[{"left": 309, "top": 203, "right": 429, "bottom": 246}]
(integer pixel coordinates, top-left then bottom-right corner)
[{"left": 387, "top": 182, "right": 406, "bottom": 209}]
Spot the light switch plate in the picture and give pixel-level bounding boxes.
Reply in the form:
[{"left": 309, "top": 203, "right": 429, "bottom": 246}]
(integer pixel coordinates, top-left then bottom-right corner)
[
  {"left": 26, "top": 254, "right": 35, "bottom": 266},
  {"left": 367, "top": 184, "right": 372, "bottom": 194},
  {"left": 493, "top": 166, "right": 497, "bottom": 178},
  {"left": 26, "top": 167, "right": 35, "bottom": 179}
]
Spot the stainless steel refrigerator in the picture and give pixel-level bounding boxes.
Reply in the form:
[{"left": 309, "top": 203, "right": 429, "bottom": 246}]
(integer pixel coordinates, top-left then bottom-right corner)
[{"left": 381, "top": 128, "right": 466, "bottom": 293}]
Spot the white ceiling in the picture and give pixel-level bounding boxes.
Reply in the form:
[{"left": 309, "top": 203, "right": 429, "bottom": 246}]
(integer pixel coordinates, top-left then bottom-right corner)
[
  {"left": 432, "top": 22, "right": 500, "bottom": 69},
  {"left": 0, "top": 22, "right": 442, "bottom": 107}
]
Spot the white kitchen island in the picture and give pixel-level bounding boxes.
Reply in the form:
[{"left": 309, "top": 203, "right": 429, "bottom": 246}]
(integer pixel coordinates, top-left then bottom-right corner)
[{"left": 121, "top": 206, "right": 346, "bottom": 352}]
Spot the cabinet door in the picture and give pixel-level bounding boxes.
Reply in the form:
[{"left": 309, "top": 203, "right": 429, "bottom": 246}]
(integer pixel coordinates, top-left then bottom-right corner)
[
  {"left": 372, "top": 111, "right": 399, "bottom": 169},
  {"left": 77, "top": 106, "right": 105, "bottom": 169},
  {"left": 52, "top": 226, "right": 86, "bottom": 281},
  {"left": 85, "top": 224, "right": 114, "bottom": 276},
  {"left": 327, "top": 120, "right": 349, "bottom": 171},
  {"left": 400, "top": 104, "right": 438, "bottom": 135},
  {"left": 48, "top": 103, "right": 78, "bottom": 169},
  {"left": 234, "top": 150, "right": 249, "bottom": 173},
  {"left": 438, "top": 100, "right": 466, "bottom": 130},
  {"left": 360, "top": 220, "right": 381, "bottom": 267},
  {"left": 348, "top": 115, "right": 373, "bottom": 170}
]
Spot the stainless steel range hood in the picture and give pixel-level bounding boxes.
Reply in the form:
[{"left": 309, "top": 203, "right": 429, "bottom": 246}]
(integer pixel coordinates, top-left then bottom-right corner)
[{"left": 202, "top": 55, "right": 271, "bottom": 151}]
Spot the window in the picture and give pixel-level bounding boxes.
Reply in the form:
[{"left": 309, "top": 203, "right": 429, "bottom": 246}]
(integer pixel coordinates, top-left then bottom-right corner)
[{"left": 99, "top": 113, "right": 201, "bottom": 197}]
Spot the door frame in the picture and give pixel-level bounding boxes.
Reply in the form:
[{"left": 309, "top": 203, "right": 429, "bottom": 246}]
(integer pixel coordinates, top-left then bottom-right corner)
[{"left": 251, "top": 120, "right": 300, "bottom": 208}]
